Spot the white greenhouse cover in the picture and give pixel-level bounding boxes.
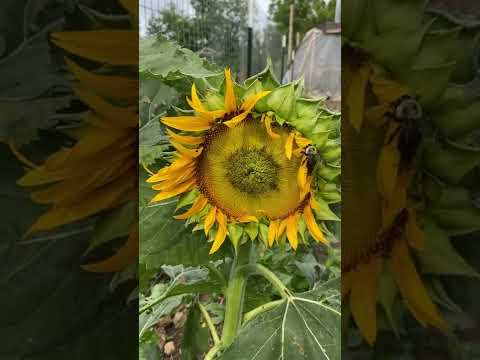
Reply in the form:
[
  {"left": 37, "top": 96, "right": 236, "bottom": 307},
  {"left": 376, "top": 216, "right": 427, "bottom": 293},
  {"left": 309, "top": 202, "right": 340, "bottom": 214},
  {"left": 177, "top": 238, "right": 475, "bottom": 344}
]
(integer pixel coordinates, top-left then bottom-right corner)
[{"left": 283, "top": 27, "right": 341, "bottom": 101}]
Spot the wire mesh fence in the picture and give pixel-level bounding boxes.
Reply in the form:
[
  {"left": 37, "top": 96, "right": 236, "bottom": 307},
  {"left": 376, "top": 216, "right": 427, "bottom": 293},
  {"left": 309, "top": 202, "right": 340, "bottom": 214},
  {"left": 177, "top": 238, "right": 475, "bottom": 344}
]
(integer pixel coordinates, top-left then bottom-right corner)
[{"left": 139, "top": 0, "right": 284, "bottom": 80}]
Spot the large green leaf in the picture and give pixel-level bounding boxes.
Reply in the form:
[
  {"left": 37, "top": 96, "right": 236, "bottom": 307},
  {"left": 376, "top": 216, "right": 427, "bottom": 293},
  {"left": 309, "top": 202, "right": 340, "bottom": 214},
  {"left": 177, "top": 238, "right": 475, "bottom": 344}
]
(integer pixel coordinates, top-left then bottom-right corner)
[
  {"left": 0, "top": 145, "right": 136, "bottom": 359},
  {"left": 219, "top": 277, "right": 341, "bottom": 360}
]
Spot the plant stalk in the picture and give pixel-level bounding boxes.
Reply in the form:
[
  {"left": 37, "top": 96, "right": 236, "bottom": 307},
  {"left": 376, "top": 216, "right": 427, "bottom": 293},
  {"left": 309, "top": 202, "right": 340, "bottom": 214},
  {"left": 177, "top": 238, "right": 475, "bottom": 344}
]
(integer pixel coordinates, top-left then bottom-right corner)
[
  {"left": 237, "top": 263, "right": 291, "bottom": 299},
  {"left": 199, "top": 303, "right": 220, "bottom": 345},
  {"left": 220, "top": 242, "right": 253, "bottom": 348}
]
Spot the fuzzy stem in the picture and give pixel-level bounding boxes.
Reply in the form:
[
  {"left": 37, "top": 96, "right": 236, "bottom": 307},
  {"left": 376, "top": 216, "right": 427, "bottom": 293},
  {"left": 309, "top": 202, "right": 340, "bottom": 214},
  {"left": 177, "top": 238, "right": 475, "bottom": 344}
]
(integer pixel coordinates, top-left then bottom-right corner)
[
  {"left": 204, "top": 342, "right": 222, "bottom": 360},
  {"left": 220, "top": 242, "right": 253, "bottom": 348},
  {"left": 199, "top": 303, "right": 220, "bottom": 345}
]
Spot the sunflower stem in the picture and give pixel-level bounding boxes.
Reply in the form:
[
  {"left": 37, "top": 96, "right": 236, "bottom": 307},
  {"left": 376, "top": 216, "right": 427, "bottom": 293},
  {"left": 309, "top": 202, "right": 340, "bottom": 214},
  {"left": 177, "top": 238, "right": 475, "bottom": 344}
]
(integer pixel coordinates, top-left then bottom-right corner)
[
  {"left": 221, "top": 241, "right": 253, "bottom": 348},
  {"left": 199, "top": 303, "right": 220, "bottom": 345},
  {"left": 237, "top": 263, "right": 291, "bottom": 299}
]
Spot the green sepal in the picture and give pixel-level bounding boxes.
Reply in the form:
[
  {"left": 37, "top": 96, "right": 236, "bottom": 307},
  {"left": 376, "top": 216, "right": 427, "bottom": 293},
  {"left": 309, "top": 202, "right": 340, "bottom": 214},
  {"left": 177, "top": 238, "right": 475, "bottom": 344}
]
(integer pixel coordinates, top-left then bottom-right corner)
[
  {"left": 244, "top": 58, "right": 280, "bottom": 90},
  {"left": 228, "top": 223, "right": 244, "bottom": 252},
  {"left": 321, "top": 140, "right": 341, "bottom": 162},
  {"left": 176, "top": 189, "right": 199, "bottom": 210},
  {"left": 244, "top": 222, "right": 259, "bottom": 241},
  {"left": 205, "top": 92, "right": 224, "bottom": 111},
  {"left": 258, "top": 223, "right": 269, "bottom": 247},
  {"left": 267, "top": 84, "right": 296, "bottom": 123},
  {"left": 317, "top": 164, "right": 341, "bottom": 182},
  {"left": 423, "top": 138, "right": 480, "bottom": 184},
  {"left": 373, "top": 0, "right": 425, "bottom": 34},
  {"left": 313, "top": 197, "right": 340, "bottom": 221},
  {"left": 417, "top": 218, "right": 480, "bottom": 278}
]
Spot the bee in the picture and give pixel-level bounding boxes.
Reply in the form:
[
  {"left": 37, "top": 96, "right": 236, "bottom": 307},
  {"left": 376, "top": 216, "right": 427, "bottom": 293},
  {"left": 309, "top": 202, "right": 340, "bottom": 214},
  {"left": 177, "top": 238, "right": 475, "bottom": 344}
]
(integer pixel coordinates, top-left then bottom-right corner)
[
  {"left": 302, "top": 145, "right": 321, "bottom": 175},
  {"left": 385, "top": 95, "right": 423, "bottom": 170}
]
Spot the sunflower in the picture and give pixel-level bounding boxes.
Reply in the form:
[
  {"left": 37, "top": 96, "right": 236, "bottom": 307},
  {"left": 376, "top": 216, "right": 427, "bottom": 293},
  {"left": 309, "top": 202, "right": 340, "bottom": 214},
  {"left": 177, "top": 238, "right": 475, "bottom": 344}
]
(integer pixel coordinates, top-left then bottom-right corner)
[
  {"left": 17, "top": 0, "right": 138, "bottom": 272},
  {"left": 343, "top": 57, "right": 447, "bottom": 344},
  {"left": 147, "top": 68, "right": 337, "bottom": 254}
]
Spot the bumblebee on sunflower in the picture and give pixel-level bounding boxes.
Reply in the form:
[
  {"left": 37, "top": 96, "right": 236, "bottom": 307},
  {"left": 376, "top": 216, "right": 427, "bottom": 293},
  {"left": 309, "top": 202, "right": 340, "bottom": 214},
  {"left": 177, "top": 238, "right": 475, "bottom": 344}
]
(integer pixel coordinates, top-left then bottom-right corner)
[
  {"left": 343, "top": 0, "right": 480, "bottom": 346},
  {"left": 147, "top": 66, "right": 341, "bottom": 255}
]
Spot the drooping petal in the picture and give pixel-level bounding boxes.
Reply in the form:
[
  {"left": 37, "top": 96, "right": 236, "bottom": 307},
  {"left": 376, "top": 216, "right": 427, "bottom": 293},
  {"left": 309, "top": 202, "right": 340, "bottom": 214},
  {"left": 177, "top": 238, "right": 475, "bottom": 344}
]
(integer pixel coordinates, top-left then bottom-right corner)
[
  {"left": 170, "top": 141, "right": 203, "bottom": 158},
  {"left": 150, "top": 178, "right": 196, "bottom": 203},
  {"left": 303, "top": 205, "right": 329, "bottom": 244},
  {"left": 224, "top": 68, "right": 237, "bottom": 113},
  {"left": 391, "top": 239, "right": 448, "bottom": 331},
  {"left": 297, "top": 162, "right": 308, "bottom": 191},
  {"left": 377, "top": 143, "right": 400, "bottom": 201},
  {"left": 286, "top": 214, "right": 299, "bottom": 250},
  {"left": 209, "top": 210, "right": 227, "bottom": 254},
  {"left": 406, "top": 207, "right": 425, "bottom": 250},
  {"left": 161, "top": 116, "right": 213, "bottom": 132},
  {"left": 241, "top": 91, "right": 271, "bottom": 112},
  {"left": 223, "top": 111, "right": 249, "bottom": 128},
  {"left": 204, "top": 206, "right": 217, "bottom": 235},
  {"left": 174, "top": 195, "right": 208, "bottom": 219},
  {"left": 264, "top": 115, "right": 280, "bottom": 139},
  {"left": 346, "top": 65, "right": 370, "bottom": 131},
  {"left": 370, "top": 71, "right": 410, "bottom": 103},
  {"left": 350, "top": 258, "right": 383, "bottom": 345},
  {"left": 51, "top": 31, "right": 138, "bottom": 65},
  {"left": 267, "top": 220, "right": 279, "bottom": 247},
  {"left": 166, "top": 129, "right": 204, "bottom": 145},
  {"left": 82, "top": 226, "right": 138, "bottom": 272},
  {"left": 285, "top": 132, "right": 295, "bottom": 160},
  {"left": 294, "top": 134, "right": 311, "bottom": 148}
]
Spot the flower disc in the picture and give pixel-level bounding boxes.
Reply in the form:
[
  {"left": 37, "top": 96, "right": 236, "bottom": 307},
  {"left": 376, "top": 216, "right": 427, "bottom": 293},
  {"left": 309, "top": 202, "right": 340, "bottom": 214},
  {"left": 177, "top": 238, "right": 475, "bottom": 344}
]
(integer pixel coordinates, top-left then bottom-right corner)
[{"left": 197, "top": 119, "right": 303, "bottom": 219}]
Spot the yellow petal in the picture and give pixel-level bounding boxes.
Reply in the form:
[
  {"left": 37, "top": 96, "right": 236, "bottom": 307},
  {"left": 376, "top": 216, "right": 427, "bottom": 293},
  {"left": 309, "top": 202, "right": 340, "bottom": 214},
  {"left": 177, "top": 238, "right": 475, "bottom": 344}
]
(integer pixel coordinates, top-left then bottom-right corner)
[
  {"left": 209, "top": 210, "right": 227, "bottom": 254},
  {"left": 285, "top": 132, "right": 295, "bottom": 160},
  {"left": 297, "top": 162, "right": 308, "bottom": 191},
  {"left": 350, "top": 258, "right": 382, "bottom": 345},
  {"left": 264, "top": 116, "right": 280, "bottom": 139},
  {"left": 26, "top": 177, "right": 132, "bottom": 234},
  {"left": 204, "top": 206, "right": 217, "bottom": 235},
  {"left": 391, "top": 239, "right": 448, "bottom": 331},
  {"left": 346, "top": 65, "right": 370, "bottom": 132},
  {"left": 241, "top": 91, "right": 271, "bottom": 112},
  {"left": 303, "top": 205, "right": 329, "bottom": 244},
  {"left": 286, "top": 214, "right": 299, "bottom": 250},
  {"left": 267, "top": 220, "right": 279, "bottom": 247},
  {"left": 170, "top": 141, "right": 203, "bottom": 158},
  {"left": 51, "top": 31, "right": 138, "bottom": 65},
  {"left": 406, "top": 208, "right": 425, "bottom": 250},
  {"left": 224, "top": 68, "right": 237, "bottom": 113},
  {"left": 166, "top": 129, "right": 204, "bottom": 145},
  {"left": 377, "top": 144, "right": 400, "bottom": 200},
  {"left": 152, "top": 167, "right": 195, "bottom": 191},
  {"left": 188, "top": 83, "right": 205, "bottom": 112},
  {"left": 174, "top": 195, "right": 208, "bottom": 219},
  {"left": 150, "top": 178, "right": 196, "bottom": 203},
  {"left": 365, "top": 104, "right": 389, "bottom": 127},
  {"left": 82, "top": 226, "right": 138, "bottom": 272},
  {"left": 370, "top": 71, "right": 410, "bottom": 103},
  {"left": 146, "top": 160, "right": 194, "bottom": 183},
  {"left": 277, "top": 218, "right": 288, "bottom": 238},
  {"left": 237, "top": 215, "right": 258, "bottom": 223},
  {"left": 223, "top": 111, "right": 249, "bottom": 128},
  {"left": 161, "top": 116, "right": 212, "bottom": 132},
  {"left": 65, "top": 58, "right": 137, "bottom": 101},
  {"left": 294, "top": 134, "right": 311, "bottom": 148},
  {"left": 74, "top": 86, "right": 137, "bottom": 127}
]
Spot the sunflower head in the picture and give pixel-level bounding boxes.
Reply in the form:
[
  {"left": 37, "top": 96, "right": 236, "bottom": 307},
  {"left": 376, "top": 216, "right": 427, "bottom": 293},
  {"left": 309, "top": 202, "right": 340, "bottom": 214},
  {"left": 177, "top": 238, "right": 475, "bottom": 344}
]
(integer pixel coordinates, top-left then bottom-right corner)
[{"left": 148, "top": 65, "right": 341, "bottom": 254}]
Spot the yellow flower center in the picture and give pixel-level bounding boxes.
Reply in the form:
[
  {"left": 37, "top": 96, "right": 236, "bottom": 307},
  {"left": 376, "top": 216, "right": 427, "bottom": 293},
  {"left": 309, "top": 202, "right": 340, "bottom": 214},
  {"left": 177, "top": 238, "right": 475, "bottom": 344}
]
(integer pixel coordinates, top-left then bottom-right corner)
[{"left": 196, "top": 118, "right": 304, "bottom": 219}]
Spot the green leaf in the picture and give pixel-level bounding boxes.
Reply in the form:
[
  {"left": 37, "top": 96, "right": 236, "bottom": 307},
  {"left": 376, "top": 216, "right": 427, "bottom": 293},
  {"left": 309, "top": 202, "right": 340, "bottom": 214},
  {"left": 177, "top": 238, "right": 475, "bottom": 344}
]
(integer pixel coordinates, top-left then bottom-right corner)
[
  {"left": 267, "top": 84, "right": 296, "bottom": 122},
  {"left": 86, "top": 201, "right": 135, "bottom": 253},
  {"left": 140, "top": 36, "right": 219, "bottom": 79},
  {"left": 219, "top": 277, "right": 341, "bottom": 360},
  {"left": 181, "top": 305, "right": 210, "bottom": 360},
  {"left": 418, "top": 218, "right": 480, "bottom": 277},
  {"left": 140, "top": 171, "right": 226, "bottom": 269}
]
